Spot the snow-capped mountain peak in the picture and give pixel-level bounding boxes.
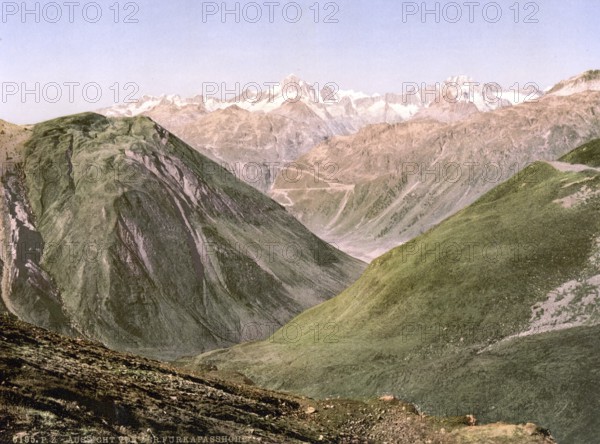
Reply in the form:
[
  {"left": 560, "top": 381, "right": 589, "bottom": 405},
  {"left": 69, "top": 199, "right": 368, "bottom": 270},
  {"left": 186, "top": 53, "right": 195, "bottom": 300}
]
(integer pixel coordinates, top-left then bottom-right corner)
[{"left": 99, "top": 73, "right": 549, "bottom": 129}]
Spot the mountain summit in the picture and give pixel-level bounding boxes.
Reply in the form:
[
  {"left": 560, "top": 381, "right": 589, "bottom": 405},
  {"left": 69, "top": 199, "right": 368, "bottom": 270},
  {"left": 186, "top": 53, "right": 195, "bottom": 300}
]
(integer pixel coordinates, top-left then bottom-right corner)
[{"left": 0, "top": 113, "right": 365, "bottom": 360}]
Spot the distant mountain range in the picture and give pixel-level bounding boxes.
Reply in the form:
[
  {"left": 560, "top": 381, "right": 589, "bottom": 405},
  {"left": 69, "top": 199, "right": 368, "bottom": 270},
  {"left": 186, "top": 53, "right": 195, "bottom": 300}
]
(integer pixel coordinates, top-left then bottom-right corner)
[
  {"left": 100, "top": 74, "right": 542, "bottom": 192},
  {"left": 100, "top": 71, "right": 600, "bottom": 261},
  {"left": 102, "top": 73, "right": 538, "bottom": 125},
  {"left": 272, "top": 86, "right": 600, "bottom": 261}
]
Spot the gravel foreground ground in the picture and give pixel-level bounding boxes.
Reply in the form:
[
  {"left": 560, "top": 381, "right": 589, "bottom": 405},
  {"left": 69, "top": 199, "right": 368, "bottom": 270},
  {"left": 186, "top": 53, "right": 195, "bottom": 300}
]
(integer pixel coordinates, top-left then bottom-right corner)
[{"left": 0, "top": 314, "right": 556, "bottom": 443}]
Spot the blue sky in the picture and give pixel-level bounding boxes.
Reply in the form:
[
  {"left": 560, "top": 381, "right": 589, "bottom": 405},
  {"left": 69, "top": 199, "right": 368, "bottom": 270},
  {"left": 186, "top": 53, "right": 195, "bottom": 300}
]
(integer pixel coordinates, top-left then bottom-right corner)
[{"left": 1, "top": 0, "right": 599, "bottom": 123}]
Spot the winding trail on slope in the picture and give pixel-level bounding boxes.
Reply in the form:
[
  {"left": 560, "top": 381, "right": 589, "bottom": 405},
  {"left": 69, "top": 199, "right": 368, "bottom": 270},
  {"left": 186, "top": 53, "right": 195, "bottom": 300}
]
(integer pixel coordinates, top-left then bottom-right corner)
[{"left": 325, "top": 186, "right": 355, "bottom": 231}]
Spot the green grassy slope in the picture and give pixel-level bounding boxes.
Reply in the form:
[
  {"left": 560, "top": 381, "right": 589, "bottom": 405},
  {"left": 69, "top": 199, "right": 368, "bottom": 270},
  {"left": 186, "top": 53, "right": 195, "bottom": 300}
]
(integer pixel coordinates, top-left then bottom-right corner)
[
  {"left": 559, "top": 138, "right": 600, "bottom": 167},
  {"left": 1, "top": 113, "right": 365, "bottom": 361},
  {"left": 190, "top": 140, "right": 600, "bottom": 443}
]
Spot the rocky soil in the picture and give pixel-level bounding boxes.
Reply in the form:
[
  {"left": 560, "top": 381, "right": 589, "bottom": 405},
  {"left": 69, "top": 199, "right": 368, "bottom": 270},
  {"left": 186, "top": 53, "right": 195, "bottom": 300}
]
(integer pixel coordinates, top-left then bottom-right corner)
[{"left": 0, "top": 314, "right": 554, "bottom": 444}]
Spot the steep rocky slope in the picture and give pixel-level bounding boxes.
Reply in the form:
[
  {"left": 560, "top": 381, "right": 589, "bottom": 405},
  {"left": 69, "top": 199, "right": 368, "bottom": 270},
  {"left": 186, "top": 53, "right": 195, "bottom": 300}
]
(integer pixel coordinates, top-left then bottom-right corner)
[
  {"left": 144, "top": 103, "right": 334, "bottom": 193},
  {"left": 0, "top": 113, "right": 364, "bottom": 360},
  {"left": 269, "top": 87, "right": 600, "bottom": 261},
  {"left": 191, "top": 140, "right": 600, "bottom": 444},
  {"left": 0, "top": 314, "right": 556, "bottom": 443}
]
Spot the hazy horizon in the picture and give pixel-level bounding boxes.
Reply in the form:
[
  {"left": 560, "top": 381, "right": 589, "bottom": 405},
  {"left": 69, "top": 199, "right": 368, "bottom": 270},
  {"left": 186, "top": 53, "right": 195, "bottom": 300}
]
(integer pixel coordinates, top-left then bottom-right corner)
[{"left": 1, "top": 0, "right": 599, "bottom": 124}]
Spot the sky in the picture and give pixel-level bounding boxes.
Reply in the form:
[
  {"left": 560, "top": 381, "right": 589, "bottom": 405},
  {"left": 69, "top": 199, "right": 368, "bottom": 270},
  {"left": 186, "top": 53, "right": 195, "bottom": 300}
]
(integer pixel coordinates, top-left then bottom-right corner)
[{"left": 1, "top": 0, "right": 599, "bottom": 123}]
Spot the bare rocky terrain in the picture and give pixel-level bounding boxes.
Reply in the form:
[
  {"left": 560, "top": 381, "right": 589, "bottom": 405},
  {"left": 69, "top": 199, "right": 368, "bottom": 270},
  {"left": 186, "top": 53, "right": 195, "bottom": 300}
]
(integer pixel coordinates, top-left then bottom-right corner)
[
  {"left": 0, "top": 314, "right": 555, "bottom": 444},
  {"left": 0, "top": 120, "right": 30, "bottom": 164},
  {"left": 270, "top": 89, "right": 600, "bottom": 261},
  {"left": 144, "top": 102, "right": 335, "bottom": 193}
]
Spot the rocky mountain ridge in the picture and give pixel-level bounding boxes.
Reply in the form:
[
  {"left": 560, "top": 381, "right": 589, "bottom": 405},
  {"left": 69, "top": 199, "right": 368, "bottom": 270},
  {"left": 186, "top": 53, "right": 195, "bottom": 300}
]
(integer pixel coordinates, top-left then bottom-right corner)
[{"left": 0, "top": 113, "right": 364, "bottom": 361}]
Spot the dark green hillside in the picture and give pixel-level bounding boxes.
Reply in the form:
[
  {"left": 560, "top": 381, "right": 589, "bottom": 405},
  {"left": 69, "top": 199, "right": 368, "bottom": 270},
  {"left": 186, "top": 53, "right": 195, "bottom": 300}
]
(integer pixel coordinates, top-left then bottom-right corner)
[
  {"left": 191, "top": 141, "right": 600, "bottom": 443},
  {"left": 559, "top": 138, "right": 600, "bottom": 167}
]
